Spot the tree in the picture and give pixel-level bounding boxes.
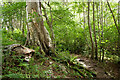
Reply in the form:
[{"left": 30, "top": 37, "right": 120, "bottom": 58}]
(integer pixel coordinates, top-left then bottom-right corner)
[
  {"left": 26, "top": 2, "right": 55, "bottom": 55},
  {"left": 93, "top": 1, "right": 98, "bottom": 60},
  {"left": 96, "top": 2, "right": 101, "bottom": 61},
  {"left": 88, "top": 1, "right": 94, "bottom": 59},
  {"left": 118, "top": 1, "right": 120, "bottom": 62},
  {"left": 101, "top": 1, "right": 104, "bottom": 62},
  {"left": 83, "top": 2, "right": 86, "bottom": 29},
  {"left": 41, "top": 2, "right": 55, "bottom": 52}
]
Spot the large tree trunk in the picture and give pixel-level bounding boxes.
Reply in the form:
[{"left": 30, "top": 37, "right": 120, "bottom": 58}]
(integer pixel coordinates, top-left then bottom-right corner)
[{"left": 26, "top": 2, "right": 55, "bottom": 55}]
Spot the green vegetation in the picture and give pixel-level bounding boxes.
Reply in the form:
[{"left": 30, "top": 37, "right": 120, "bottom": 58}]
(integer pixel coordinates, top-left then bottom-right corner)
[{"left": 1, "top": 1, "right": 120, "bottom": 78}]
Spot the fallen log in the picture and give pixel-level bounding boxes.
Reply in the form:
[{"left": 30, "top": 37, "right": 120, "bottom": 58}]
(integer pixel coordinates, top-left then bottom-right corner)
[{"left": 3, "top": 44, "right": 35, "bottom": 62}]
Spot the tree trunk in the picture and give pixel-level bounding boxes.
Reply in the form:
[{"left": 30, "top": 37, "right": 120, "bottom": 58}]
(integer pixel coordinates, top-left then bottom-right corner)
[
  {"left": 20, "top": 9, "right": 22, "bottom": 30},
  {"left": 83, "top": 2, "right": 90, "bottom": 52},
  {"left": 102, "top": 2, "right": 106, "bottom": 62},
  {"left": 88, "top": 1, "right": 94, "bottom": 59},
  {"left": 98, "top": 1, "right": 102, "bottom": 61},
  {"left": 24, "top": 2, "right": 31, "bottom": 46},
  {"left": 96, "top": 2, "right": 101, "bottom": 61},
  {"left": 42, "top": 2, "right": 55, "bottom": 52},
  {"left": 93, "top": 1, "right": 98, "bottom": 60},
  {"left": 106, "top": 2, "right": 108, "bottom": 27},
  {"left": 101, "top": 1, "right": 105, "bottom": 62},
  {"left": 118, "top": 1, "right": 120, "bottom": 62},
  {"left": 10, "top": 16, "right": 13, "bottom": 33},
  {"left": 26, "top": 1, "right": 55, "bottom": 55},
  {"left": 22, "top": 10, "right": 25, "bottom": 37},
  {"left": 83, "top": 2, "right": 85, "bottom": 29}
]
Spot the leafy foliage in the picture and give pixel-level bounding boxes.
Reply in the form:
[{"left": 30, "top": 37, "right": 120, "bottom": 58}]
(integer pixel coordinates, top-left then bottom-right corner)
[{"left": 1, "top": 1, "right": 120, "bottom": 78}]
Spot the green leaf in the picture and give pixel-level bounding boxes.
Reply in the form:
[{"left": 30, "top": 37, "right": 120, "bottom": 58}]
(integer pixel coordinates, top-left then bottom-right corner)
[
  {"left": 18, "top": 63, "right": 29, "bottom": 67},
  {"left": 101, "top": 42, "right": 105, "bottom": 44}
]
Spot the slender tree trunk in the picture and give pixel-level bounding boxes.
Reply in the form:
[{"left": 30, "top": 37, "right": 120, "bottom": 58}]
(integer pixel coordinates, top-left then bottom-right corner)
[
  {"left": 10, "top": 15, "right": 13, "bottom": 33},
  {"left": 99, "top": 1, "right": 102, "bottom": 61},
  {"left": 24, "top": 2, "right": 32, "bottom": 46},
  {"left": 96, "top": 2, "right": 101, "bottom": 61},
  {"left": 79, "top": 2, "right": 81, "bottom": 25},
  {"left": 105, "top": 2, "right": 107, "bottom": 27},
  {"left": 88, "top": 1, "right": 94, "bottom": 59},
  {"left": 118, "top": 1, "right": 120, "bottom": 62},
  {"left": 100, "top": 1, "right": 105, "bottom": 62},
  {"left": 107, "top": 1, "right": 120, "bottom": 34},
  {"left": 83, "top": 2, "right": 90, "bottom": 51},
  {"left": 43, "top": 2, "right": 55, "bottom": 51},
  {"left": 49, "top": 3, "right": 55, "bottom": 50},
  {"left": 20, "top": 9, "right": 22, "bottom": 30},
  {"left": 22, "top": 9, "right": 26, "bottom": 37},
  {"left": 93, "top": 1, "right": 98, "bottom": 60},
  {"left": 83, "top": 2, "right": 89, "bottom": 51},
  {"left": 8, "top": 17, "right": 10, "bottom": 32},
  {"left": 104, "top": 2, "right": 106, "bottom": 28},
  {"left": 83, "top": 2, "right": 85, "bottom": 29},
  {"left": 101, "top": 2, "right": 105, "bottom": 62},
  {"left": 22, "top": 10, "right": 25, "bottom": 37}
]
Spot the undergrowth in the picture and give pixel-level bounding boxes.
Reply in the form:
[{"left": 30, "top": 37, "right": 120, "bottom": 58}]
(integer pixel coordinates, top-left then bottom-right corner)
[{"left": 2, "top": 29, "right": 96, "bottom": 78}]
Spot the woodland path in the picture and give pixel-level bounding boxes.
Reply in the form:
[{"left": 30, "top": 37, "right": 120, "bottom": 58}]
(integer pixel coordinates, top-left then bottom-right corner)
[{"left": 74, "top": 55, "right": 120, "bottom": 78}]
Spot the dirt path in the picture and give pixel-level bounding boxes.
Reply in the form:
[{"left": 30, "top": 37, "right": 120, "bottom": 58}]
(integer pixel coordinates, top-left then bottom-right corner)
[{"left": 74, "top": 55, "right": 119, "bottom": 78}]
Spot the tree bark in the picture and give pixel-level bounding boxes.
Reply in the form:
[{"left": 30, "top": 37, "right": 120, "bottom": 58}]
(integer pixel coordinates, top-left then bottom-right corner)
[
  {"left": 93, "top": 1, "right": 98, "bottom": 60},
  {"left": 88, "top": 1, "right": 94, "bottom": 59},
  {"left": 101, "top": 1, "right": 105, "bottom": 62},
  {"left": 22, "top": 9, "right": 25, "bottom": 37},
  {"left": 98, "top": 1, "right": 102, "bottom": 61},
  {"left": 96, "top": 2, "right": 100, "bottom": 61},
  {"left": 83, "top": 2, "right": 85, "bottom": 29},
  {"left": 20, "top": 9, "right": 22, "bottom": 30},
  {"left": 24, "top": 2, "right": 32, "bottom": 46},
  {"left": 41, "top": 2, "right": 55, "bottom": 51},
  {"left": 26, "top": 1, "right": 55, "bottom": 55},
  {"left": 118, "top": 1, "right": 120, "bottom": 62},
  {"left": 102, "top": 2, "right": 106, "bottom": 62}
]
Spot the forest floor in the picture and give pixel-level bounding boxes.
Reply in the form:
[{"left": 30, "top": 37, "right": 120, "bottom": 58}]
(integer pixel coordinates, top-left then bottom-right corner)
[
  {"left": 73, "top": 54, "right": 120, "bottom": 78},
  {"left": 2, "top": 30, "right": 119, "bottom": 78},
  {"left": 33, "top": 54, "right": 120, "bottom": 78}
]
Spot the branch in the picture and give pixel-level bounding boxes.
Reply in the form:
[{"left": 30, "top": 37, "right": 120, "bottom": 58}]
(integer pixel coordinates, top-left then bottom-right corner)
[
  {"left": 41, "top": 4, "right": 51, "bottom": 28},
  {"left": 107, "top": 1, "right": 120, "bottom": 34},
  {"left": 45, "top": 2, "right": 53, "bottom": 24}
]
